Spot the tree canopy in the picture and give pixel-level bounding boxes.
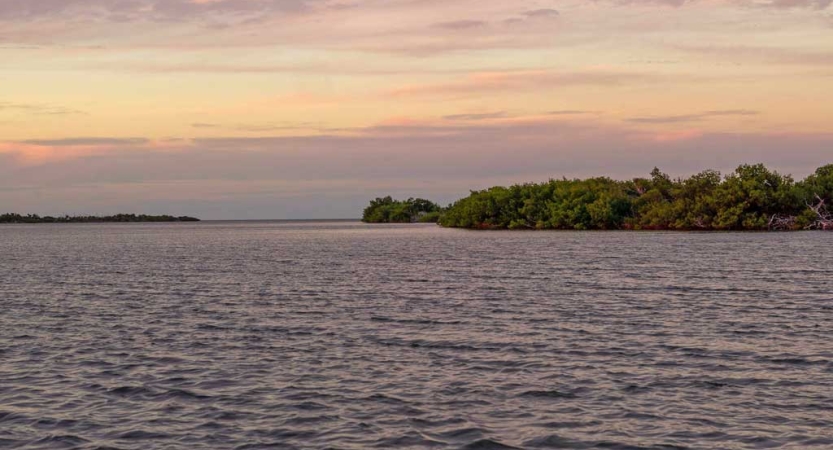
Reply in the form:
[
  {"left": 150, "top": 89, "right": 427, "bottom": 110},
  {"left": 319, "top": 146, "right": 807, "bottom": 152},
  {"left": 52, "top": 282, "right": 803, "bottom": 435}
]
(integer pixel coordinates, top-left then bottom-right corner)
[
  {"left": 386, "top": 164, "right": 833, "bottom": 231},
  {"left": 362, "top": 197, "right": 442, "bottom": 223}
]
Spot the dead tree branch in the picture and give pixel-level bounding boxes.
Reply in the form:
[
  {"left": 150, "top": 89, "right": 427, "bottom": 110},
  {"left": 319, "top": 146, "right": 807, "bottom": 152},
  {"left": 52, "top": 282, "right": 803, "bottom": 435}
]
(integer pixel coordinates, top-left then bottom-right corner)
[{"left": 805, "top": 195, "right": 833, "bottom": 230}]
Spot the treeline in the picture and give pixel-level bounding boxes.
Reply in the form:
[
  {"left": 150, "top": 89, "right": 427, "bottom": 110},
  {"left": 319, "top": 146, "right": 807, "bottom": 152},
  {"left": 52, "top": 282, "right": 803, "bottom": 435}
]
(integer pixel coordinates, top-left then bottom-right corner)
[
  {"left": 0, "top": 213, "right": 200, "bottom": 224},
  {"left": 362, "top": 197, "right": 442, "bottom": 223},
  {"left": 438, "top": 164, "right": 833, "bottom": 230},
  {"left": 363, "top": 164, "right": 833, "bottom": 230}
]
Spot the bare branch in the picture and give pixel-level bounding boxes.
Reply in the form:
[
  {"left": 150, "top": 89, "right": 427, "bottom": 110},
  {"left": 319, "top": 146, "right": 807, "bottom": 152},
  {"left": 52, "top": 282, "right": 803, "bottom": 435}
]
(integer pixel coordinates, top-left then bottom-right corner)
[{"left": 805, "top": 194, "right": 832, "bottom": 230}]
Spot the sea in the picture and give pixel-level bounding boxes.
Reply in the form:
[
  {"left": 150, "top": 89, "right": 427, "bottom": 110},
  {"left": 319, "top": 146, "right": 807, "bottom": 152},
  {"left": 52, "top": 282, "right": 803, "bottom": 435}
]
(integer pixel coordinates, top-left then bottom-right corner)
[{"left": 1, "top": 221, "right": 832, "bottom": 449}]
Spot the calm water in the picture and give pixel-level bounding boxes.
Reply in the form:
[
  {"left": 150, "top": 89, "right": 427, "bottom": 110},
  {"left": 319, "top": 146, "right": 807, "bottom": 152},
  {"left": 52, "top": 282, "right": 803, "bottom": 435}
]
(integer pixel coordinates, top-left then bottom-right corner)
[{"left": 1, "top": 222, "right": 832, "bottom": 450}]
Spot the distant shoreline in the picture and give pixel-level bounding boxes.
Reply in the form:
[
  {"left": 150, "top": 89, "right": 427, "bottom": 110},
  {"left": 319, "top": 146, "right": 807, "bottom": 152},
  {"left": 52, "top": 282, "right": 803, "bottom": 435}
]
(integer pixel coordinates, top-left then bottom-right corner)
[
  {"left": 0, "top": 213, "right": 200, "bottom": 224},
  {"left": 0, "top": 217, "right": 374, "bottom": 224},
  {"left": 201, "top": 218, "right": 361, "bottom": 223}
]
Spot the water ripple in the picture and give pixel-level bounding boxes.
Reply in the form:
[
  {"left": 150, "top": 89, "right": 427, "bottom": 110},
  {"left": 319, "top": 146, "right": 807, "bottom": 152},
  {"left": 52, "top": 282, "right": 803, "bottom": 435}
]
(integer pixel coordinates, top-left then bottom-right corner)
[{"left": 1, "top": 222, "right": 832, "bottom": 449}]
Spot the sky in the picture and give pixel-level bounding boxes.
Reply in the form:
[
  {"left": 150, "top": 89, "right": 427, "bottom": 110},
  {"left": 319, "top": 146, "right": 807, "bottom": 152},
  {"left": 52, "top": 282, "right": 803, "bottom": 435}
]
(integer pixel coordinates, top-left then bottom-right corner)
[{"left": 1, "top": 0, "right": 832, "bottom": 219}]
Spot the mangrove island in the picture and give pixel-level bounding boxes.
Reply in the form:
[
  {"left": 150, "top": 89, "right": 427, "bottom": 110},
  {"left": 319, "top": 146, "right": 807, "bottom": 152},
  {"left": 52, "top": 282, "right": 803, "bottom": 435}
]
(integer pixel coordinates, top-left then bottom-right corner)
[
  {"left": 362, "top": 197, "right": 443, "bottom": 223},
  {"left": 363, "top": 163, "right": 833, "bottom": 231}
]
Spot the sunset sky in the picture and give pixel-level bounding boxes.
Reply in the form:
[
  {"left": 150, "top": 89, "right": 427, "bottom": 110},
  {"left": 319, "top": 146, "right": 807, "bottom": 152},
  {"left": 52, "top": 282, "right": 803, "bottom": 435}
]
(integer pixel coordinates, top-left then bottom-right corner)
[{"left": 2, "top": 0, "right": 832, "bottom": 219}]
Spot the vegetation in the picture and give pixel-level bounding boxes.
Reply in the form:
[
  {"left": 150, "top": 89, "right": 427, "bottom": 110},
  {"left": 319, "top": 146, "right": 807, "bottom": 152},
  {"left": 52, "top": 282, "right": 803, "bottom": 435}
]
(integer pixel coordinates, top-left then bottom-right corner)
[
  {"left": 362, "top": 197, "right": 443, "bottom": 223},
  {"left": 366, "top": 164, "right": 832, "bottom": 231},
  {"left": 439, "top": 164, "right": 833, "bottom": 230},
  {"left": 0, "top": 213, "right": 200, "bottom": 224}
]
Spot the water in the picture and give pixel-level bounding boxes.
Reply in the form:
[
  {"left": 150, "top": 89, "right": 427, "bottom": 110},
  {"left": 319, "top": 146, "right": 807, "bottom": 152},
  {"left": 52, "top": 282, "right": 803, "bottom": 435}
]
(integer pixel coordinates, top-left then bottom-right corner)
[{"left": 1, "top": 221, "right": 832, "bottom": 450}]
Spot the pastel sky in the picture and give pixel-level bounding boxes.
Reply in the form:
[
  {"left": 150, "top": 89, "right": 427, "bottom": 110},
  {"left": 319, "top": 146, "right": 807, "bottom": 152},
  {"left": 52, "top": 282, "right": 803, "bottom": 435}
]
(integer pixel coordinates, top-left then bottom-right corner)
[{"left": 2, "top": 0, "right": 832, "bottom": 219}]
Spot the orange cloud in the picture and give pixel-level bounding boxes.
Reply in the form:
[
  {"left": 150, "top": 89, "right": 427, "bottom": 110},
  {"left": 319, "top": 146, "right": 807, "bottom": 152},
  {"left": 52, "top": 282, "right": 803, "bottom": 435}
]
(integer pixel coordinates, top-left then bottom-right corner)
[{"left": 0, "top": 138, "right": 182, "bottom": 166}]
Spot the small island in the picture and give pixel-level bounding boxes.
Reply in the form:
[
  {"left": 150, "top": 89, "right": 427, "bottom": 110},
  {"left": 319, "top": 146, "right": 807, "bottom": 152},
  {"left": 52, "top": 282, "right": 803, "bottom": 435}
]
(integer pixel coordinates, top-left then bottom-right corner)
[
  {"left": 363, "top": 163, "right": 833, "bottom": 231},
  {"left": 362, "top": 197, "right": 442, "bottom": 223},
  {"left": 0, "top": 213, "right": 200, "bottom": 224}
]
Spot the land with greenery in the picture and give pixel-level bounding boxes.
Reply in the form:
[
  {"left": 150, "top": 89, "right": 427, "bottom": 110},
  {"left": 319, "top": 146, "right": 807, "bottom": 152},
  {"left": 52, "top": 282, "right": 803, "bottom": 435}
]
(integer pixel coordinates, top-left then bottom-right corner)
[
  {"left": 364, "top": 164, "right": 833, "bottom": 231},
  {"left": 362, "top": 197, "right": 443, "bottom": 223},
  {"left": 0, "top": 213, "right": 200, "bottom": 224}
]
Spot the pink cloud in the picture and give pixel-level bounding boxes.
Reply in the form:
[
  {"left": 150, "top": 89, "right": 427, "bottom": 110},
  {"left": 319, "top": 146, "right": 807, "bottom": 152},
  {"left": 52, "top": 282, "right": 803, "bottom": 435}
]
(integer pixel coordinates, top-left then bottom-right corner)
[
  {"left": 604, "top": 0, "right": 830, "bottom": 8},
  {"left": 0, "top": 137, "right": 178, "bottom": 166},
  {"left": 0, "top": 0, "right": 316, "bottom": 21}
]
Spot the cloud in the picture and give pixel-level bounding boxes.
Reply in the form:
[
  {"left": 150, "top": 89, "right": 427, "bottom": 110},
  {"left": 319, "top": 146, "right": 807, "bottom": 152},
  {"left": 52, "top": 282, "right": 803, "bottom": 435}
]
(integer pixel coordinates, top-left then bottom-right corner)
[
  {"left": 1, "top": 0, "right": 826, "bottom": 27},
  {"left": 501, "top": 8, "right": 560, "bottom": 26},
  {"left": 441, "top": 110, "right": 596, "bottom": 122},
  {"left": 1, "top": 0, "right": 829, "bottom": 59},
  {"left": 233, "top": 123, "right": 318, "bottom": 132},
  {"left": 604, "top": 0, "right": 831, "bottom": 8},
  {"left": 629, "top": 116, "right": 707, "bottom": 125},
  {"left": 20, "top": 137, "right": 149, "bottom": 146},
  {"left": 85, "top": 59, "right": 479, "bottom": 75},
  {"left": 2, "top": 119, "right": 831, "bottom": 218},
  {"left": 604, "top": 0, "right": 692, "bottom": 6},
  {"left": 0, "top": 45, "right": 42, "bottom": 50},
  {"left": 677, "top": 44, "right": 833, "bottom": 66},
  {"left": 627, "top": 109, "right": 759, "bottom": 124},
  {"left": 522, "top": 9, "right": 560, "bottom": 18},
  {"left": 0, "top": 137, "right": 157, "bottom": 166},
  {"left": 0, "top": 0, "right": 316, "bottom": 22},
  {"left": 0, "top": 101, "right": 86, "bottom": 116},
  {"left": 744, "top": 0, "right": 832, "bottom": 9},
  {"left": 2, "top": 1, "right": 563, "bottom": 56},
  {"left": 390, "top": 70, "right": 667, "bottom": 97},
  {"left": 703, "top": 109, "right": 759, "bottom": 116},
  {"left": 190, "top": 122, "right": 321, "bottom": 132},
  {"left": 443, "top": 111, "right": 508, "bottom": 121},
  {"left": 547, "top": 110, "right": 598, "bottom": 116},
  {"left": 4, "top": 0, "right": 824, "bottom": 59},
  {"left": 432, "top": 20, "right": 488, "bottom": 30}
]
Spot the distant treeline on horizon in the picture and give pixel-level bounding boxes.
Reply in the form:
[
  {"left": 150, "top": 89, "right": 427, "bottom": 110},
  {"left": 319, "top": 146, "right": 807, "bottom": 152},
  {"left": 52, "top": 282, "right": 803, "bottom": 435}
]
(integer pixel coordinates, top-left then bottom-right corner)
[
  {"left": 0, "top": 213, "right": 200, "bottom": 224},
  {"left": 363, "top": 163, "right": 833, "bottom": 231}
]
